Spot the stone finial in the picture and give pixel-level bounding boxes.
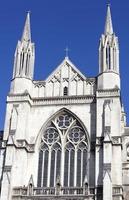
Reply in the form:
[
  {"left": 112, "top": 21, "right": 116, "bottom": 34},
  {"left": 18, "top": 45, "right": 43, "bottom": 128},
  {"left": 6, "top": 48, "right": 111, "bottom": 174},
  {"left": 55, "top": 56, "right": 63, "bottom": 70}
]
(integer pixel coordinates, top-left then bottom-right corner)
[
  {"left": 27, "top": 175, "right": 34, "bottom": 196},
  {"left": 83, "top": 175, "right": 88, "bottom": 195}
]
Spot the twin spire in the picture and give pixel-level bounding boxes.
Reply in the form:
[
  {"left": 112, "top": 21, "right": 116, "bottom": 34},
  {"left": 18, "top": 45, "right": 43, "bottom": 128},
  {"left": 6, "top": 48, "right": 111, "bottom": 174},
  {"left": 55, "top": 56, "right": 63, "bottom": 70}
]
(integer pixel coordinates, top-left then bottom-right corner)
[
  {"left": 13, "top": 5, "right": 116, "bottom": 81},
  {"left": 20, "top": 5, "right": 114, "bottom": 58},
  {"left": 21, "top": 5, "right": 113, "bottom": 40},
  {"left": 104, "top": 4, "right": 113, "bottom": 35}
]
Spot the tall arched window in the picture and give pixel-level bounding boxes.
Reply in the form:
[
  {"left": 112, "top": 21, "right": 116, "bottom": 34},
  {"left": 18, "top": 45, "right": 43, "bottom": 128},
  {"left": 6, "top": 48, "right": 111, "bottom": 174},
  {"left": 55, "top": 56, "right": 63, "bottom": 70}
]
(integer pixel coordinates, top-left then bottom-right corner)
[{"left": 38, "top": 110, "right": 89, "bottom": 188}]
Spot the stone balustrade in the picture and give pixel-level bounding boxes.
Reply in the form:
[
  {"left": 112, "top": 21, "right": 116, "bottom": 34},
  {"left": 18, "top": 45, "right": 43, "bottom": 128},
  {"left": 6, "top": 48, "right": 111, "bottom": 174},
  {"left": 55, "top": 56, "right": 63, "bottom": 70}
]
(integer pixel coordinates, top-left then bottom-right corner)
[{"left": 12, "top": 186, "right": 95, "bottom": 200}]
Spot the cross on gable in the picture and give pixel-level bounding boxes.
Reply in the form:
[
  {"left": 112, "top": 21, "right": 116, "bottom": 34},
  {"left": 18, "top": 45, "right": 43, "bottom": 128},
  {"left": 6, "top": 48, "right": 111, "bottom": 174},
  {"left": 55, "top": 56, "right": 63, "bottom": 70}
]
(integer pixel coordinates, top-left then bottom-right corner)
[{"left": 64, "top": 47, "right": 70, "bottom": 58}]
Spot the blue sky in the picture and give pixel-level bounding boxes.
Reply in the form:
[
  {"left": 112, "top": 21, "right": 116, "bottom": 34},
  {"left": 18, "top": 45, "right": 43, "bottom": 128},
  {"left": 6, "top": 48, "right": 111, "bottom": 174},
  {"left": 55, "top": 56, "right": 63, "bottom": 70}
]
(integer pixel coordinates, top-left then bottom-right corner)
[{"left": 0, "top": 0, "right": 129, "bottom": 129}]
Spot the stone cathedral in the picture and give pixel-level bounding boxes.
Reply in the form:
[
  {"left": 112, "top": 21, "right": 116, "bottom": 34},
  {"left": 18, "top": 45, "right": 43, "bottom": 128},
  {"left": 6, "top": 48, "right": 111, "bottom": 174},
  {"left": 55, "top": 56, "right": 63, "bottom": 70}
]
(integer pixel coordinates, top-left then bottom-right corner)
[{"left": 0, "top": 5, "right": 129, "bottom": 200}]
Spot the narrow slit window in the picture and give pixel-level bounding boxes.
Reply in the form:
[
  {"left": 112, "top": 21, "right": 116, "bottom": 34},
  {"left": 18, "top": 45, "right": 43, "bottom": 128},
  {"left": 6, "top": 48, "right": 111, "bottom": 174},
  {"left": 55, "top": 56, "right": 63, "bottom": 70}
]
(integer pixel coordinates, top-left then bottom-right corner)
[{"left": 64, "top": 87, "right": 68, "bottom": 96}]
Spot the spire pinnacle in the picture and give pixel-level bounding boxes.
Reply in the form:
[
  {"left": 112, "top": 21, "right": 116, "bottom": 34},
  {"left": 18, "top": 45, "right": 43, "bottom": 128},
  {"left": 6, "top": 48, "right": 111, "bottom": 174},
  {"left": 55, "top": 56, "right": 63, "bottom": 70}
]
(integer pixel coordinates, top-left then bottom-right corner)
[
  {"left": 21, "top": 11, "right": 31, "bottom": 42},
  {"left": 104, "top": 4, "right": 113, "bottom": 35}
]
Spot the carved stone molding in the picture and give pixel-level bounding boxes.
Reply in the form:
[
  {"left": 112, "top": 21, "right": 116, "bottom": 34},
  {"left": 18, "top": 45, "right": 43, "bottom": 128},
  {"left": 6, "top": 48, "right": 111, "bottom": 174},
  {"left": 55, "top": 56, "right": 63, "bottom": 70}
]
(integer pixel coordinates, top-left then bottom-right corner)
[
  {"left": 7, "top": 94, "right": 95, "bottom": 106},
  {"left": 16, "top": 140, "right": 35, "bottom": 152},
  {"left": 34, "top": 81, "right": 45, "bottom": 88},
  {"left": 96, "top": 136, "right": 122, "bottom": 146},
  {"left": 96, "top": 89, "right": 120, "bottom": 98},
  {"left": 1, "top": 139, "right": 34, "bottom": 153},
  {"left": 7, "top": 94, "right": 32, "bottom": 106},
  {"left": 96, "top": 137, "right": 104, "bottom": 146},
  {"left": 112, "top": 136, "right": 122, "bottom": 145},
  {"left": 12, "top": 186, "right": 95, "bottom": 199},
  {"left": 86, "top": 78, "right": 96, "bottom": 86},
  {"left": 33, "top": 95, "right": 95, "bottom": 106}
]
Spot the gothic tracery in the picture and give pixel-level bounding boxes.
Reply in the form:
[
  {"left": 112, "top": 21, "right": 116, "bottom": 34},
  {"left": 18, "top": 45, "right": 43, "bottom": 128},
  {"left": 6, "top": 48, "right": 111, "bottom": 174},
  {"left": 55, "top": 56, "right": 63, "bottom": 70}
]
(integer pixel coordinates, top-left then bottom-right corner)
[{"left": 38, "top": 111, "right": 89, "bottom": 187}]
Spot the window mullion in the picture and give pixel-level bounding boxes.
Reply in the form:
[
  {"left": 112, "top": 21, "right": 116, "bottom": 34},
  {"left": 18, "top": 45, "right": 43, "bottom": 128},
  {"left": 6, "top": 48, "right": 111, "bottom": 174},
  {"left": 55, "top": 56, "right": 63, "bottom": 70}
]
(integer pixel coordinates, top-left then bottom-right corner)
[
  {"left": 54, "top": 150, "right": 57, "bottom": 186},
  {"left": 81, "top": 150, "right": 83, "bottom": 186},
  {"left": 61, "top": 141, "right": 65, "bottom": 186},
  {"left": 74, "top": 147, "right": 77, "bottom": 187},
  {"left": 47, "top": 148, "right": 52, "bottom": 187},
  {"left": 41, "top": 151, "right": 45, "bottom": 187},
  {"left": 68, "top": 150, "right": 71, "bottom": 187}
]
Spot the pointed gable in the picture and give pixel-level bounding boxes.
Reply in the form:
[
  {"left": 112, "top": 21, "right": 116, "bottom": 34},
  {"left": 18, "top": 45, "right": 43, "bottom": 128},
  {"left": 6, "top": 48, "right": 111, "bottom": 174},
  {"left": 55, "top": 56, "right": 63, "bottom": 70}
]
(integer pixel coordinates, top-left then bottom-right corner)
[
  {"left": 44, "top": 57, "right": 88, "bottom": 97},
  {"left": 34, "top": 57, "right": 96, "bottom": 97},
  {"left": 46, "top": 57, "right": 86, "bottom": 83}
]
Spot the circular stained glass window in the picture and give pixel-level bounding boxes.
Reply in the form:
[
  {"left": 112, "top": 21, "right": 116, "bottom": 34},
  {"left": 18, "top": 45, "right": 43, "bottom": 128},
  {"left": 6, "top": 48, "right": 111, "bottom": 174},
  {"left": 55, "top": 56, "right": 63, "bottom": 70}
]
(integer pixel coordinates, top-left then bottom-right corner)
[
  {"left": 68, "top": 126, "right": 84, "bottom": 144},
  {"left": 43, "top": 127, "right": 59, "bottom": 144}
]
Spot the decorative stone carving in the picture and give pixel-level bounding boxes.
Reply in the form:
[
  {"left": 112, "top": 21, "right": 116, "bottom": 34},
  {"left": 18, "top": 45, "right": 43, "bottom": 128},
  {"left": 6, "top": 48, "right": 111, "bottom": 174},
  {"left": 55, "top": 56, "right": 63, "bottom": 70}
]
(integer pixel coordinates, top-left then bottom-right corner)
[
  {"left": 96, "top": 137, "right": 104, "bottom": 146},
  {"left": 86, "top": 79, "right": 96, "bottom": 86},
  {"left": 34, "top": 81, "right": 45, "bottom": 88},
  {"left": 16, "top": 140, "right": 34, "bottom": 152},
  {"left": 112, "top": 136, "right": 121, "bottom": 145},
  {"left": 96, "top": 89, "right": 120, "bottom": 98}
]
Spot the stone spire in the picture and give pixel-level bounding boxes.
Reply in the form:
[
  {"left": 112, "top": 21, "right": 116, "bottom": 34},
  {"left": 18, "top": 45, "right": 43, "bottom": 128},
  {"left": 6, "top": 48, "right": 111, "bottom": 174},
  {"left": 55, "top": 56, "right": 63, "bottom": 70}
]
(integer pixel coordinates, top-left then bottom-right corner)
[
  {"left": 98, "top": 4, "right": 120, "bottom": 90},
  {"left": 21, "top": 12, "right": 31, "bottom": 42},
  {"left": 12, "top": 12, "right": 35, "bottom": 80},
  {"left": 104, "top": 4, "right": 113, "bottom": 35}
]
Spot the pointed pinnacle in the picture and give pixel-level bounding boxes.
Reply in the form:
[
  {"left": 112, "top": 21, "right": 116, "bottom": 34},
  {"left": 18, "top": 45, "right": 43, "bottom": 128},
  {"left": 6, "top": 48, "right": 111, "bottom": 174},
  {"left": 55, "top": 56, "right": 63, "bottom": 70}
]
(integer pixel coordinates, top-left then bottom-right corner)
[
  {"left": 104, "top": 4, "right": 113, "bottom": 35},
  {"left": 21, "top": 11, "right": 31, "bottom": 42}
]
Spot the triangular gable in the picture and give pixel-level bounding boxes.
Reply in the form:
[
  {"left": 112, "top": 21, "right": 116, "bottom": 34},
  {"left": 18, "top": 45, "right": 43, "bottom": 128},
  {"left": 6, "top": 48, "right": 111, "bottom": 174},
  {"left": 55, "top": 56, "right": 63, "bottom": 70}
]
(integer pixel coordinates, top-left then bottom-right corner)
[{"left": 45, "top": 57, "right": 86, "bottom": 83}]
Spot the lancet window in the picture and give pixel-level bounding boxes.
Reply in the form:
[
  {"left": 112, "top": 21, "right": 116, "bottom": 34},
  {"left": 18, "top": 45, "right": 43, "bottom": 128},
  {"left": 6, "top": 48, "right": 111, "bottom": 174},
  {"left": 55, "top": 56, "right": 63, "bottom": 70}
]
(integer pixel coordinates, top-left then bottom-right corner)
[
  {"left": 38, "top": 110, "right": 89, "bottom": 188},
  {"left": 64, "top": 86, "right": 68, "bottom": 96},
  {"left": 106, "top": 43, "right": 111, "bottom": 70}
]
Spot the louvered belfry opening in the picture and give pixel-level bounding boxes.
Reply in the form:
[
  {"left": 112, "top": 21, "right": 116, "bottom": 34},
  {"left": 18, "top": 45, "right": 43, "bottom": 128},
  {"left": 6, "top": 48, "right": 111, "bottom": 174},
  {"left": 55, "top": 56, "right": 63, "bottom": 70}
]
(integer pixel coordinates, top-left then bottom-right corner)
[{"left": 37, "top": 110, "right": 89, "bottom": 188}]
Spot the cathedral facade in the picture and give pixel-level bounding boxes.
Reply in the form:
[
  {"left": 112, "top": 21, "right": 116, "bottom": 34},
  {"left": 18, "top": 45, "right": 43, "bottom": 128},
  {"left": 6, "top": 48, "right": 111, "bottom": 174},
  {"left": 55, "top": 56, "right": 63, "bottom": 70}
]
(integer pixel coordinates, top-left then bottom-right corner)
[{"left": 0, "top": 5, "right": 129, "bottom": 200}]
